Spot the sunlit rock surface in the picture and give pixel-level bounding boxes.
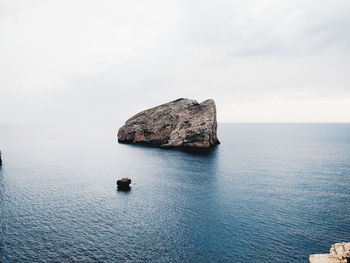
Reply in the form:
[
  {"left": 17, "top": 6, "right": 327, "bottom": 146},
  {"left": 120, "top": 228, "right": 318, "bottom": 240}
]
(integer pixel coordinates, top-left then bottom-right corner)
[{"left": 309, "top": 243, "right": 350, "bottom": 263}]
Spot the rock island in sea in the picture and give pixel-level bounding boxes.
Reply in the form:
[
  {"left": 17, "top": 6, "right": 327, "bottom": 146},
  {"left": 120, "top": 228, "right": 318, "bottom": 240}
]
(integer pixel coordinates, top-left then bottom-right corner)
[{"left": 117, "top": 98, "right": 220, "bottom": 150}]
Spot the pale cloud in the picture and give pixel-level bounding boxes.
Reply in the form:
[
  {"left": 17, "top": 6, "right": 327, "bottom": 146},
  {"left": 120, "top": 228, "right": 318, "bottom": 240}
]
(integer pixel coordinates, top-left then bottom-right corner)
[{"left": 0, "top": 0, "right": 349, "bottom": 123}]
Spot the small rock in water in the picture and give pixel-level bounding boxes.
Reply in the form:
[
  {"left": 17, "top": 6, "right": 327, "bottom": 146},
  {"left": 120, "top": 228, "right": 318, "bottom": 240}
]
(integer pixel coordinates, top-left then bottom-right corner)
[{"left": 117, "top": 177, "right": 131, "bottom": 190}]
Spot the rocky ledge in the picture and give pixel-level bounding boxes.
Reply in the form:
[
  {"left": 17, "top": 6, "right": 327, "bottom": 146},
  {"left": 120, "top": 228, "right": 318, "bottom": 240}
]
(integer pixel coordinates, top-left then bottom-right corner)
[
  {"left": 309, "top": 242, "right": 350, "bottom": 263},
  {"left": 117, "top": 98, "right": 220, "bottom": 150}
]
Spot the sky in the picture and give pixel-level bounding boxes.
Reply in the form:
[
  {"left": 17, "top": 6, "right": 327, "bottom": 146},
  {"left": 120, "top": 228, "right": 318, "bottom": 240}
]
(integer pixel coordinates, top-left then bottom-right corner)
[{"left": 0, "top": 0, "right": 349, "bottom": 124}]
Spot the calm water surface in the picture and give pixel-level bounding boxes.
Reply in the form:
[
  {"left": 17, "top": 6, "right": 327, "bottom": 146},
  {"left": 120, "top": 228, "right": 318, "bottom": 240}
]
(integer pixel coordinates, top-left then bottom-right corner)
[{"left": 0, "top": 124, "right": 349, "bottom": 262}]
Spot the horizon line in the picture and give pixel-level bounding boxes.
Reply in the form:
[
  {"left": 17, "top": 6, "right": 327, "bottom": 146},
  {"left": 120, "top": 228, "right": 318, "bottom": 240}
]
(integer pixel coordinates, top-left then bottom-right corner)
[{"left": 0, "top": 121, "right": 349, "bottom": 126}]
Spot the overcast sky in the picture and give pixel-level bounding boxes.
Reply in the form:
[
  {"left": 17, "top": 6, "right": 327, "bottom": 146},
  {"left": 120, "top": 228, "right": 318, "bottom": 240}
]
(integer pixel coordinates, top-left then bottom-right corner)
[{"left": 0, "top": 0, "right": 349, "bottom": 124}]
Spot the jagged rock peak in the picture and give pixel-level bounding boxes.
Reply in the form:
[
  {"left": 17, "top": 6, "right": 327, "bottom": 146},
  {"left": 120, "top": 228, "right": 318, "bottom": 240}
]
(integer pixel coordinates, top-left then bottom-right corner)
[{"left": 117, "top": 98, "right": 220, "bottom": 150}]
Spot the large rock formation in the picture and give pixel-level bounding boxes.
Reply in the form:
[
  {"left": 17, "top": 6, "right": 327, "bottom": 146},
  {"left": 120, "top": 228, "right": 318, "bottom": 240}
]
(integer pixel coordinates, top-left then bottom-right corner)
[
  {"left": 117, "top": 98, "right": 220, "bottom": 150},
  {"left": 309, "top": 243, "right": 350, "bottom": 263}
]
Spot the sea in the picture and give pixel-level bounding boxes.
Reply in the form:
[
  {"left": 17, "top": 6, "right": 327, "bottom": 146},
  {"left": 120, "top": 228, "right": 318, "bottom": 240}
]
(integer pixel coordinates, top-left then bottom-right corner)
[{"left": 0, "top": 123, "right": 349, "bottom": 263}]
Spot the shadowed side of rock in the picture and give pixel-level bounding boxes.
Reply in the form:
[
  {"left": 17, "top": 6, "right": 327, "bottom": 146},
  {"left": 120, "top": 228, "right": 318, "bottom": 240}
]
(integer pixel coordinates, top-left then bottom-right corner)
[
  {"left": 117, "top": 98, "right": 220, "bottom": 150},
  {"left": 117, "top": 177, "right": 131, "bottom": 190}
]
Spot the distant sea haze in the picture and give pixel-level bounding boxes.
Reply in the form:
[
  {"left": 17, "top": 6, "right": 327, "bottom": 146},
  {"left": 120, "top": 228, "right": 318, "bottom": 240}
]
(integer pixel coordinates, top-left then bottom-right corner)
[{"left": 0, "top": 123, "right": 349, "bottom": 262}]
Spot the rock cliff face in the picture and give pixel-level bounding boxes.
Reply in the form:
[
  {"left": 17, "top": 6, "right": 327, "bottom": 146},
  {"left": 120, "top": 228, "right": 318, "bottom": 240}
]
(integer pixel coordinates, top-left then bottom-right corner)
[
  {"left": 117, "top": 98, "right": 220, "bottom": 150},
  {"left": 309, "top": 242, "right": 350, "bottom": 263}
]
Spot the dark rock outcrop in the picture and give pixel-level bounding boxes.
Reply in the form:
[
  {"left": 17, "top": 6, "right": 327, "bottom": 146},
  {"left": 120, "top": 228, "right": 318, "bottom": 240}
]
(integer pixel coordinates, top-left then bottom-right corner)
[
  {"left": 117, "top": 177, "right": 131, "bottom": 190},
  {"left": 0, "top": 150, "right": 2, "bottom": 166},
  {"left": 117, "top": 98, "right": 220, "bottom": 150}
]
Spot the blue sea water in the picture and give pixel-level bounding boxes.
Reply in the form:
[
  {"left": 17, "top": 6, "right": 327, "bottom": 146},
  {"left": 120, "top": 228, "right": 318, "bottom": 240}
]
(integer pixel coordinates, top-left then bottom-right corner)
[{"left": 0, "top": 123, "right": 349, "bottom": 263}]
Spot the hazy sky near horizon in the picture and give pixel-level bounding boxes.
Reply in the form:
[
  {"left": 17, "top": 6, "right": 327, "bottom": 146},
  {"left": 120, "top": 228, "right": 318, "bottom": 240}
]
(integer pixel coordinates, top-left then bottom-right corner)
[{"left": 1, "top": 0, "right": 350, "bottom": 124}]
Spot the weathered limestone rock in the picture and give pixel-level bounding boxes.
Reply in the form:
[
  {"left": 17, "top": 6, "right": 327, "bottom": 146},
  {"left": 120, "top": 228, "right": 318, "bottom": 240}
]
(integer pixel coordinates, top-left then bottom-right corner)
[
  {"left": 309, "top": 254, "right": 344, "bottom": 263},
  {"left": 117, "top": 98, "right": 220, "bottom": 150},
  {"left": 330, "top": 243, "right": 350, "bottom": 260},
  {"left": 309, "top": 243, "right": 350, "bottom": 263}
]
